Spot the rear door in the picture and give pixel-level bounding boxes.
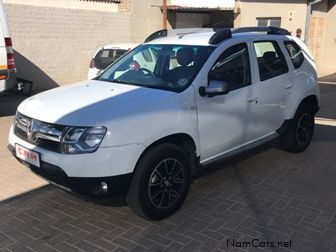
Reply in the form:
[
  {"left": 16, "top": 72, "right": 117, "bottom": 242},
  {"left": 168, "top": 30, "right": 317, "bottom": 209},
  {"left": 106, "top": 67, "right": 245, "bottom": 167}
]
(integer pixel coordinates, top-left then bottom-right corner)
[{"left": 249, "top": 40, "right": 291, "bottom": 138}]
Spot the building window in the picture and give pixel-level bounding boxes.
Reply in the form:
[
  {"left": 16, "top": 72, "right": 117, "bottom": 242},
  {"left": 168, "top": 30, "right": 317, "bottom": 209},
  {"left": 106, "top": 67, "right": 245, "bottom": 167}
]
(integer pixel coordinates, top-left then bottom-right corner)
[{"left": 256, "top": 17, "right": 281, "bottom": 27}]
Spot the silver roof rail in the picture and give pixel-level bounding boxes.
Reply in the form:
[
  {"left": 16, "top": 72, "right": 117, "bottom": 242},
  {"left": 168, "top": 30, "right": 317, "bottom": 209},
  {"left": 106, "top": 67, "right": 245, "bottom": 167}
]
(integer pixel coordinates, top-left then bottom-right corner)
[
  {"left": 209, "top": 26, "right": 290, "bottom": 45},
  {"left": 232, "top": 26, "right": 290, "bottom": 35},
  {"left": 145, "top": 26, "right": 290, "bottom": 45},
  {"left": 144, "top": 28, "right": 215, "bottom": 43}
]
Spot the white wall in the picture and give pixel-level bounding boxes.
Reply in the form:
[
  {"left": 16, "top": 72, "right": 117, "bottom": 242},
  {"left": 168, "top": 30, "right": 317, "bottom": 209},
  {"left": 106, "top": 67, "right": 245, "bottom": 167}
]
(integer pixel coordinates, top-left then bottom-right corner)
[
  {"left": 236, "top": 0, "right": 307, "bottom": 36},
  {"left": 3, "top": 0, "right": 119, "bottom": 12},
  {"left": 3, "top": 0, "right": 163, "bottom": 91}
]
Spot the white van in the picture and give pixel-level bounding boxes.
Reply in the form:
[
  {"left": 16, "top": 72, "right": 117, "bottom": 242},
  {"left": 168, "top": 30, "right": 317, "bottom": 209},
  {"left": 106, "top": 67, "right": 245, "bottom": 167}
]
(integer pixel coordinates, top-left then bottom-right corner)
[{"left": 0, "top": 0, "right": 16, "bottom": 92}]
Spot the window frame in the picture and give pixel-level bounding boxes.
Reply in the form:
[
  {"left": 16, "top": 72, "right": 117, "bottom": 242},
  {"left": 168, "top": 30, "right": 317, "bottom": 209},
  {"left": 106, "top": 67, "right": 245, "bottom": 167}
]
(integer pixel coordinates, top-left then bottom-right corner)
[
  {"left": 208, "top": 42, "right": 252, "bottom": 92},
  {"left": 283, "top": 40, "right": 305, "bottom": 69},
  {"left": 253, "top": 40, "right": 289, "bottom": 82}
]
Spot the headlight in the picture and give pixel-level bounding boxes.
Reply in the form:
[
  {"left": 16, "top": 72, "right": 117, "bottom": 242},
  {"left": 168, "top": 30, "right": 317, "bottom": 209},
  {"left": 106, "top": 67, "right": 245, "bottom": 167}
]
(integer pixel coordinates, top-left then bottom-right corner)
[{"left": 61, "top": 126, "right": 107, "bottom": 154}]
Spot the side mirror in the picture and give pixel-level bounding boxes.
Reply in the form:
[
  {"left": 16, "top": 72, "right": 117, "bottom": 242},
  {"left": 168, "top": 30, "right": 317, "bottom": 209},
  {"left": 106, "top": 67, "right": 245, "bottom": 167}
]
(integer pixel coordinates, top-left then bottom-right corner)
[{"left": 199, "top": 80, "right": 230, "bottom": 97}]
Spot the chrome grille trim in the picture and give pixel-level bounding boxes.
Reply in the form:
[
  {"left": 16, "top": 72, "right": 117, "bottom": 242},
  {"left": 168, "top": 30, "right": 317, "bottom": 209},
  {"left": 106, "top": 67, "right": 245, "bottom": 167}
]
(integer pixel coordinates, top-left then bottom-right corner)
[
  {"left": 14, "top": 112, "right": 66, "bottom": 152},
  {"left": 37, "top": 122, "right": 63, "bottom": 142}
]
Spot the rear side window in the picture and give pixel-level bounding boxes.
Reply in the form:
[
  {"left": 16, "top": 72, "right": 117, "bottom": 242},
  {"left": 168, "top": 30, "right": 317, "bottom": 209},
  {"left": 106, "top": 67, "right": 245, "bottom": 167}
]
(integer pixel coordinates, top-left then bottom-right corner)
[
  {"left": 254, "top": 41, "right": 288, "bottom": 81},
  {"left": 284, "top": 41, "right": 304, "bottom": 69}
]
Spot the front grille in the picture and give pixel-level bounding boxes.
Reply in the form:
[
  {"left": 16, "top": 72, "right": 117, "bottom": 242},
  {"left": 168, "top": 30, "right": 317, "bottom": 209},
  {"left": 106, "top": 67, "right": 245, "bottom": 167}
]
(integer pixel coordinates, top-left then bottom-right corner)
[{"left": 14, "top": 112, "right": 66, "bottom": 153}]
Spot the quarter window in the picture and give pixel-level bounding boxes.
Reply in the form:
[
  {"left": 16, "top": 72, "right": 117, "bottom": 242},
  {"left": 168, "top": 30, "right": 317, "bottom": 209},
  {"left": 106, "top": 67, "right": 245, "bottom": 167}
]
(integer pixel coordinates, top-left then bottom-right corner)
[
  {"left": 254, "top": 41, "right": 288, "bottom": 81},
  {"left": 284, "top": 41, "right": 304, "bottom": 69},
  {"left": 209, "top": 43, "right": 251, "bottom": 91}
]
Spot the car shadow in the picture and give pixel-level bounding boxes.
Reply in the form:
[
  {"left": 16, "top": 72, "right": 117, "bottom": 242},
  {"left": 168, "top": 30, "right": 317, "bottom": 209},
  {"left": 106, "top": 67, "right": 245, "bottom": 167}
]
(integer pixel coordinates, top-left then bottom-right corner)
[
  {"left": 0, "top": 91, "right": 28, "bottom": 117},
  {"left": 0, "top": 51, "right": 59, "bottom": 117},
  {"left": 14, "top": 50, "right": 59, "bottom": 93}
]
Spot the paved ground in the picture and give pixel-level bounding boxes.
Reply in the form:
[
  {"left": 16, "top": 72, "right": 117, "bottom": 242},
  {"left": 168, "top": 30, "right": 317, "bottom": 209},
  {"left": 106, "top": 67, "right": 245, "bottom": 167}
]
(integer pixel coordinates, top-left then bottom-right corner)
[
  {"left": 0, "top": 83, "right": 336, "bottom": 251},
  {"left": 0, "top": 92, "right": 47, "bottom": 201}
]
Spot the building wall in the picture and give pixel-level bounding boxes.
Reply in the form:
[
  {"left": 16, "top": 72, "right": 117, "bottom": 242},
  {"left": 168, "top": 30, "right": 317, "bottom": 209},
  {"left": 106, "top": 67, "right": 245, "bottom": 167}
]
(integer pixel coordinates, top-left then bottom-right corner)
[
  {"left": 235, "top": 0, "right": 307, "bottom": 36},
  {"left": 3, "top": 0, "right": 162, "bottom": 92},
  {"left": 3, "top": 0, "right": 120, "bottom": 12},
  {"left": 316, "top": 1, "right": 336, "bottom": 75}
]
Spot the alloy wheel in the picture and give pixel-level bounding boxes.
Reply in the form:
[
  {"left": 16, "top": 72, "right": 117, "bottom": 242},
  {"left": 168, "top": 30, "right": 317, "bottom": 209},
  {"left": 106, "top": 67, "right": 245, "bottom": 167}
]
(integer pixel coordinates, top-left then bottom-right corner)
[{"left": 148, "top": 158, "right": 185, "bottom": 209}]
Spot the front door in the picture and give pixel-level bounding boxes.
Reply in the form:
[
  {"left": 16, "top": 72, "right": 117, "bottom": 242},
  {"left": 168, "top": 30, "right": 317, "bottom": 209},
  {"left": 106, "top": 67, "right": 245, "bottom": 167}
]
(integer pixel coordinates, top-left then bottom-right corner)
[{"left": 196, "top": 43, "right": 255, "bottom": 163}]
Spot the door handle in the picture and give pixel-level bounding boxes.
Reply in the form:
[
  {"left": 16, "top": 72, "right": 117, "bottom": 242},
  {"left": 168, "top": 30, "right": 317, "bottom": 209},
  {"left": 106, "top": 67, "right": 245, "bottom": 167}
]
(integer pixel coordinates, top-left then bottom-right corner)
[
  {"left": 285, "top": 84, "right": 294, "bottom": 89},
  {"left": 247, "top": 97, "right": 258, "bottom": 103}
]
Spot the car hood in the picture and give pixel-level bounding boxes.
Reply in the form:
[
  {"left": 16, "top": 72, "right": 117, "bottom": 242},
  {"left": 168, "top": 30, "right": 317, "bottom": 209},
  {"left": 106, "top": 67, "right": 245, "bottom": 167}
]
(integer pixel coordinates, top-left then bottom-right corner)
[{"left": 18, "top": 80, "right": 174, "bottom": 126}]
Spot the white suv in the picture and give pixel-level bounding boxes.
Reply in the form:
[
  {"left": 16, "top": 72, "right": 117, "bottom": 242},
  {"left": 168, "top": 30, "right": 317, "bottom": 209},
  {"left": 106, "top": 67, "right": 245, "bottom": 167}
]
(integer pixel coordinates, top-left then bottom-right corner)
[{"left": 8, "top": 27, "right": 320, "bottom": 220}]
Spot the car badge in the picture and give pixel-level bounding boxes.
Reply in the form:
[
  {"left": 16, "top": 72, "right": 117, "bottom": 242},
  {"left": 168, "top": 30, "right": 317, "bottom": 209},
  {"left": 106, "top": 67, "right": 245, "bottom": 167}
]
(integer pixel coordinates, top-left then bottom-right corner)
[{"left": 26, "top": 119, "right": 39, "bottom": 143}]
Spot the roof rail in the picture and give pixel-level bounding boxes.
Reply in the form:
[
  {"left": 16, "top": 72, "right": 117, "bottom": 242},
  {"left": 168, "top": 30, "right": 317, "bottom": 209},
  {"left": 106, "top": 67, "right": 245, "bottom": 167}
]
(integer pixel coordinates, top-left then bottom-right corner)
[
  {"left": 144, "top": 28, "right": 214, "bottom": 43},
  {"left": 208, "top": 26, "right": 290, "bottom": 45},
  {"left": 145, "top": 26, "right": 291, "bottom": 45},
  {"left": 144, "top": 29, "right": 168, "bottom": 43},
  {"left": 208, "top": 28, "right": 232, "bottom": 45},
  {"left": 232, "top": 26, "right": 290, "bottom": 35}
]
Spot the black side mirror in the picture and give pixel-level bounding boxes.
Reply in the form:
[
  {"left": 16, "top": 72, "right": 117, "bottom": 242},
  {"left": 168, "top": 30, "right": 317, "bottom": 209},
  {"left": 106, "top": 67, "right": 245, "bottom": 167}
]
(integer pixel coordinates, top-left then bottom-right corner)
[{"left": 199, "top": 80, "right": 230, "bottom": 97}]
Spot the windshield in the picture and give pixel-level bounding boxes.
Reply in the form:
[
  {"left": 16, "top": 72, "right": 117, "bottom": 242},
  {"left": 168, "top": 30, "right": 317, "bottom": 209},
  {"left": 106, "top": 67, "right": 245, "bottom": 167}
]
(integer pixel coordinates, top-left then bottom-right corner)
[{"left": 98, "top": 44, "right": 214, "bottom": 92}]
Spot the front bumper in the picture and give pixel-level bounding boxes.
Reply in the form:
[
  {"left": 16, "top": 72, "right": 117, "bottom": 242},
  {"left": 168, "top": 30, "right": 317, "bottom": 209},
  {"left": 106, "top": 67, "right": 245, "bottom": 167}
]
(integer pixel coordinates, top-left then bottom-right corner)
[
  {"left": 9, "top": 125, "right": 146, "bottom": 177},
  {"left": 8, "top": 125, "right": 146, "bottom": 197},
  {"left": 8, "top": 144, "right": 133, "bottom": 197}
]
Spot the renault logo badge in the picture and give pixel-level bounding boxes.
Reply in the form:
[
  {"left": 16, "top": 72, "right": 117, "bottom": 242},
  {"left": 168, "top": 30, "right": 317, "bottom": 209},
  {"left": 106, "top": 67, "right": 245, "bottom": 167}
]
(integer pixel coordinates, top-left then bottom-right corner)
[{"left": 26, "top": 120, "right": 39, "bottom": 143}]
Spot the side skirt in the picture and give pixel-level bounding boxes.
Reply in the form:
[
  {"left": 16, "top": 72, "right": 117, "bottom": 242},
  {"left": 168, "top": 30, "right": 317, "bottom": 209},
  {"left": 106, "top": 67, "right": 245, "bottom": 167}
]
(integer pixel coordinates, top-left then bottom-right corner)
[{"left": 199, "top": 132, "right": 279, "bottom": 167}]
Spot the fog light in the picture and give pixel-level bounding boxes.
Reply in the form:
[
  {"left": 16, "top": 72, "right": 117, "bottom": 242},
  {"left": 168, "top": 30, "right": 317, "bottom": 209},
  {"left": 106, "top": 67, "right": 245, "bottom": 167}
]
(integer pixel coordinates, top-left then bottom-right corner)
[{"left": 100, "top": 182, "right": 108, "bottom": 193}]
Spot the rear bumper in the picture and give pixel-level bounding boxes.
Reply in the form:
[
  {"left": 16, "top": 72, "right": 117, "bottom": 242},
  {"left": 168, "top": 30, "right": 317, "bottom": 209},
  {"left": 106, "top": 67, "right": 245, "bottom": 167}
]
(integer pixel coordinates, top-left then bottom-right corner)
[{"left": 8, "top": 144, "right": 133, "bottom": 198}]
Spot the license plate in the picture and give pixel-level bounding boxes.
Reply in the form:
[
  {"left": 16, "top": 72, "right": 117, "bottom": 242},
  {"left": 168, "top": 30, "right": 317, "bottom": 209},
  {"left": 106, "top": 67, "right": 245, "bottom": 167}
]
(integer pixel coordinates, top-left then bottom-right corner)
[{"left": 15, "top": 144, "right": 40, "bottom": 168}]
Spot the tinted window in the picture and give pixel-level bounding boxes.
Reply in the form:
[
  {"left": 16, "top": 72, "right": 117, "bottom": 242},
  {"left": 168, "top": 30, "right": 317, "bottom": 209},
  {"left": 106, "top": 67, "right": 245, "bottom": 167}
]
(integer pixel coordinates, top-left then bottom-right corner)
[
  {"left": 254, "top": 41, "right": 288, "bottom": 81},
  {"left": 209, "top": 43, "right": 251, "bottom": 91},
  {"left": 284, "top": 41, "right": 304, "bottom": 69},
  {"left": 94, "top": 49, "right": 128, "bottom": 70}
]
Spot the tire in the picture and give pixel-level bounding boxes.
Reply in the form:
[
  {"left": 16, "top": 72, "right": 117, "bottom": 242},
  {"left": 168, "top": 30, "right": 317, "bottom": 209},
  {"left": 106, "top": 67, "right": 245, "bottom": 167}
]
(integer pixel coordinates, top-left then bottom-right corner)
[
  {"left": 126, "top": 143, "right": 191, "bottom": 220},
  {"left": 280, "top": 104, "right": 315, "bottom": 153}
]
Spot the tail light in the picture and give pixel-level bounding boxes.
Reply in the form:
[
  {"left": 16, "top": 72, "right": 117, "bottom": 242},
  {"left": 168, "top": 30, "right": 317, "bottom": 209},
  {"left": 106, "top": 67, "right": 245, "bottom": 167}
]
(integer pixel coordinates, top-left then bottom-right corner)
[
  {"left": 5, "top": 38, "right": 16, "bottom": 70},
  {"left": 89, "top": 59, "right": 95, "bottom": 68}
]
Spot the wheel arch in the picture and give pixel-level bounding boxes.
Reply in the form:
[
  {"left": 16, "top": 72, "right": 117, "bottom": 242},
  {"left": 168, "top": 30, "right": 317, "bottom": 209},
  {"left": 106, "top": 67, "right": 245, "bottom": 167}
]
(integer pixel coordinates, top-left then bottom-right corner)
[
  {"left": 135, "top": 133, "right": 199, "bottom": 176},
  {"left": 297, "top": 95, "right": 319, "bottom": 114},
  {"left": 286, "top": 94, "right": 319, "bottom": 120}
]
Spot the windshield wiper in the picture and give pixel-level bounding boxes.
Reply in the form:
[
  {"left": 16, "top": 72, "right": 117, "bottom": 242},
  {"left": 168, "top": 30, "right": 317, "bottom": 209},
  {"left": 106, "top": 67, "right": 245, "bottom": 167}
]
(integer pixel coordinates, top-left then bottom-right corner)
[
  {"left": 99, "top": 78, "right": 129, "bottom": 84},
  {"left": 111, "top": 79, "right": 129, "bottom": 84}
]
